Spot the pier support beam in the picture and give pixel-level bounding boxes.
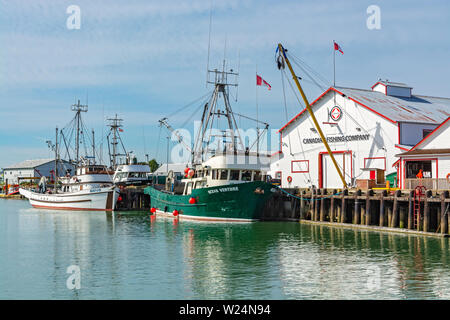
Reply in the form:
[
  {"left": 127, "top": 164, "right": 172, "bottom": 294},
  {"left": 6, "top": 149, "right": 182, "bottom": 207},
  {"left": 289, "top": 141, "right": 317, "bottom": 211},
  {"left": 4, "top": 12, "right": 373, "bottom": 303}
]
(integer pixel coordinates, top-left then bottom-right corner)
[
  {"left": 423, "top": 190, "right": 432, "bottom": 232},
  {"left": 330, "top": 190, "right": 336, "bottom": 222},
  {"left": 353, "top": 190, "right": 361, "bottom": 225},
  {"left": 391, "top": 190, "right": 401, "bottom": 228},
  {"left": 340, "top": 190, "right": 348, "bottom": 223},
  {"left": 441, "top": 191, "right": 449, "bottom": 235},
  {"left": 379, "top": 190, "right": 387, "bottom": 227},
  {"left": 365, "top": 189, "right": 373, "bottom": 226}
]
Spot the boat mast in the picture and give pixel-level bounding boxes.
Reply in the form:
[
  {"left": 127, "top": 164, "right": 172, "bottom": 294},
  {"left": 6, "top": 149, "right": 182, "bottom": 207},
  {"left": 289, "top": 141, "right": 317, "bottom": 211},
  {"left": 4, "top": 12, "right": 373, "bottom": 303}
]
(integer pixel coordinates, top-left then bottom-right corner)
[
  {"left": 277, "top": 43, "right": 348, "bottom": 188},
  {"left": 107, "top": 114, "right": 126, "bottom": 169},
  {"left": 71, "top": 99, "right": 88, "bottom": 168},
  {"left": 192, "top": 63, "right": 243, "bottom": 164},
  {"left": 54, "top": 127, "right": 58, "bottom": 193}
]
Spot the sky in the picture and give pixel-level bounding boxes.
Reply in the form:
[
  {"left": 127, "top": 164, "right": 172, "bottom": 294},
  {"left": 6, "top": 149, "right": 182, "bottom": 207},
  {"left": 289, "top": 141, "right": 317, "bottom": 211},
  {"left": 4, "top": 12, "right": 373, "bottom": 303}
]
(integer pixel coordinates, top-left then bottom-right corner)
[{"left": 0, "top": 0, "right": 449, "bottom": 168}]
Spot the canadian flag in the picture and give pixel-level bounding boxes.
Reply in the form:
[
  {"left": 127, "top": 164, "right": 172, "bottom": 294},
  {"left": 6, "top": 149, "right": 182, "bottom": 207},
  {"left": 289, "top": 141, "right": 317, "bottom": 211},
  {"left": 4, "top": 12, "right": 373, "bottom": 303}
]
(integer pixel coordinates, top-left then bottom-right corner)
[
  {"left": 256, "top": 74, "right": 271, "bottom": 90},
  {"left": 334, "top": 42, "right": 344, "bottom": 54}
]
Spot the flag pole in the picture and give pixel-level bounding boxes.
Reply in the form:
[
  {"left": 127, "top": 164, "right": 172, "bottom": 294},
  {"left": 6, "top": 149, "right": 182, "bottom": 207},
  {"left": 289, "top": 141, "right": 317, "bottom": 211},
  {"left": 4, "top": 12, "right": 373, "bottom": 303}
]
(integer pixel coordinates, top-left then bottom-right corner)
[
  {"left": 333, "top": 40, "right": 336, "bottom": 87},
  {"left": 256, "top": 64, "right": 259, "bottom": 156}
]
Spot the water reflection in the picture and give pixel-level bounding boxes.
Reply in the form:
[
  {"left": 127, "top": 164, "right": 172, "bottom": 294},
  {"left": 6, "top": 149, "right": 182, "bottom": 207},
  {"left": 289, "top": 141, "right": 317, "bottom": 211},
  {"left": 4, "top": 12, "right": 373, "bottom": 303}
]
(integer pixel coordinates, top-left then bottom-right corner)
[{"left": 1, "top": 200, "right": 450, "bottom": 299}]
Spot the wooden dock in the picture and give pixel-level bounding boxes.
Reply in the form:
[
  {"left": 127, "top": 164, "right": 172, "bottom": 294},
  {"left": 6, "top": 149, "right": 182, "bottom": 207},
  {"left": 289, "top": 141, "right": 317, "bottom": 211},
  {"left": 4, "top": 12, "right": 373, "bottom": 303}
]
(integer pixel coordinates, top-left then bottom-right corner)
[{"left": 262, "top": 188, "right": 450, "bottom": 237}]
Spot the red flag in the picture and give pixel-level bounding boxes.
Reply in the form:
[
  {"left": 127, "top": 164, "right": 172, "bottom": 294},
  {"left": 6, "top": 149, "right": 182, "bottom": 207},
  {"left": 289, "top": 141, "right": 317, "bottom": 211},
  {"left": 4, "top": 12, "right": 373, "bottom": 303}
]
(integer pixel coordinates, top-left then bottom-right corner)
[
  {"left": 256, "top": 74, "right": 271, "bottom": 90},
  {"left": 334, "top": 42, "right": 344, "bottom": 54},
  {"left": 119, "top": 128, "right": 124, "bottom": 132}
]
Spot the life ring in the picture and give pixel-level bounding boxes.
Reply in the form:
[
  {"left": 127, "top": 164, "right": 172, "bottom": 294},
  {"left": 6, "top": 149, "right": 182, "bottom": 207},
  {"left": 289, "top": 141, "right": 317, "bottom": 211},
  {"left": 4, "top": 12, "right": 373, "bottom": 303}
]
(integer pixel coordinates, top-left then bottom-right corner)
[
  {"left": 447, "top": 173, "right": 450, "bottom": 183},
  {"left": 287, "top": 176, "right": 292, "bottom": 183}
]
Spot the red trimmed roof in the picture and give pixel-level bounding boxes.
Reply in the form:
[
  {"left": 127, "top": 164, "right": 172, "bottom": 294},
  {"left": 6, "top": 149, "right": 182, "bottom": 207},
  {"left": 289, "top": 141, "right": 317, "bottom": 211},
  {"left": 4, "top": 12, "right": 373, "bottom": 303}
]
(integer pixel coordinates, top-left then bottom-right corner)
[
  {"left": 278, "top": 86, "right": 450, "bottom": 133},
  {"left": 409, "top": 116, "right": 450, "bottom": 151}
]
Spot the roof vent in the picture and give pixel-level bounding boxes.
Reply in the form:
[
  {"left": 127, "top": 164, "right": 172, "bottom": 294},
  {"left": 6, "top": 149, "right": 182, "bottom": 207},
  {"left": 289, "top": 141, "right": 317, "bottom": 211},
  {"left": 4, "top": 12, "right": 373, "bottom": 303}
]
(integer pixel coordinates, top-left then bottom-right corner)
[{"left": 372, "top": 79, "right": 412, "bottom": 98}]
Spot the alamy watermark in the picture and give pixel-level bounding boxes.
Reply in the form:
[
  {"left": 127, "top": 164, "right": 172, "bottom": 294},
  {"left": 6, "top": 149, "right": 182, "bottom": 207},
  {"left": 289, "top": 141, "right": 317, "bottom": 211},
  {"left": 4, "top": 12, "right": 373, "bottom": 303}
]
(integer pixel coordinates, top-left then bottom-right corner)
[
  {"left": 66, "top": 265, "right": 81, "bottom": 290},
  {"left": 66, "top": 5, "right": 81, "bottom": 30},
  {"left": 366, "top": 5, "right": 381, "bottom": 30}
]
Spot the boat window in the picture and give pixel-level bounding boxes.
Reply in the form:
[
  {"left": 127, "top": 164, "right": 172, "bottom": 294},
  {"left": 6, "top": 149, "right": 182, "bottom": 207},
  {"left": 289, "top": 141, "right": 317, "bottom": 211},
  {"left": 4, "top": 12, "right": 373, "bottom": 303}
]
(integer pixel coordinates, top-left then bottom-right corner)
[
  {"left": 230, "top": 170, "right": 240, "bottom": 180},
  {"left": 186, "top": 182, "right": 193, "bottom": 195},
  {"left": 254, "top": 171, "right": 262, "bottom": 181},
  {"left": 194, "top": 180, "right": 206, "bottom": 189},
  {"left": 204, "top": 169, "right": 210, "bottom": 177},
  {"left": 219, "top": 169, "right": 228, "bottom": 180},
  {"left": 212, "top": 169, "right": 217, "bottom": 180},
  {"left": 241, "top": 170, "right": 252, "bottom": 182}
]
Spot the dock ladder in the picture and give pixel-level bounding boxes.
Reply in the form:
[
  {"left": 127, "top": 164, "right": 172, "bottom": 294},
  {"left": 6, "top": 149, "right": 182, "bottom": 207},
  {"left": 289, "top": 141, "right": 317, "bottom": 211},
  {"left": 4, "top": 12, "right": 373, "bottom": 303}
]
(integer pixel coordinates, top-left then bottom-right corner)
[{"left": 413, "top": 185, "right": 426, "bottom": 229}]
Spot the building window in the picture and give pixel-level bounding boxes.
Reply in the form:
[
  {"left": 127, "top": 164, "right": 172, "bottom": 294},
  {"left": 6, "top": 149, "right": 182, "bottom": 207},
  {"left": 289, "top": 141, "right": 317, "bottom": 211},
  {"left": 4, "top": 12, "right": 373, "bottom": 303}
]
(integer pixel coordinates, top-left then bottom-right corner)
[
  {"left": 291, "top": 160, "right": 309, "bottom": 173},
  {"left": 423, "top": 129, "right": 433, "bottom": 139},
  {"left": 406, "top": 160, "right": 432, "bottom": 178}
]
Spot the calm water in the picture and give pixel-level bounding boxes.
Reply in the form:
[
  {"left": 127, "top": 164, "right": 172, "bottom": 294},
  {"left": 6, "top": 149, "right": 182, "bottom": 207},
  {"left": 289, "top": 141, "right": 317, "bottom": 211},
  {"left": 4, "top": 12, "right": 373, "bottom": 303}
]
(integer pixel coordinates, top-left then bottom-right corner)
[{"left": 1, "top": 199, "right": 450, "bottom": 300}]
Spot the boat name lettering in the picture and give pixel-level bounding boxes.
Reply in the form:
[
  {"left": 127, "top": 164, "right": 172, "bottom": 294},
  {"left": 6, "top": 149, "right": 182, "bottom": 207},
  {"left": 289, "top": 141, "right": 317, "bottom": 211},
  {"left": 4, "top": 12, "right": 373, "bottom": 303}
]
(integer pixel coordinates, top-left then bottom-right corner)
[
  {"left": 303, "top": 134, "right": 370, "bottom": 144},
  {"left": 207, "top": 186, "right": 239, "bottom": 194}
]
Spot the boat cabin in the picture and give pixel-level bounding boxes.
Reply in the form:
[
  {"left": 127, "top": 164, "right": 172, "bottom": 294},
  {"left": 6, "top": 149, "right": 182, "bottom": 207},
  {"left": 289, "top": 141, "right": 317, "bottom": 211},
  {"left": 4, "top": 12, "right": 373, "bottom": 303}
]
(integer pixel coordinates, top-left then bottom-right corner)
[{"left": 175, "top": 154, "right": 270, "bottom": 195}]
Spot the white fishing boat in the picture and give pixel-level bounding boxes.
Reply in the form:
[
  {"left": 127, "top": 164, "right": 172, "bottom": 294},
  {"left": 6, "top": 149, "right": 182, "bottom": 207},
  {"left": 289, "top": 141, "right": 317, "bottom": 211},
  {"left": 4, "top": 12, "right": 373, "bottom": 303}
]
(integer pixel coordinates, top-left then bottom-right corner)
[
  {"left": 20, "top": 100, "right": 120, "bottom": 212},
  {"left": 113, "top": 163, "right": 151, "bottom": 186}
]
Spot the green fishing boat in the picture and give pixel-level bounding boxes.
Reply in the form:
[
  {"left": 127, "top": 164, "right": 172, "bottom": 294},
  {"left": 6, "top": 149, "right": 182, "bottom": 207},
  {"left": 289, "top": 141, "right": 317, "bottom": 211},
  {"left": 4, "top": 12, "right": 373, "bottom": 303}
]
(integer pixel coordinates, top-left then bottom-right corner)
[
  {"left": 145, "top": 154, "right": 276, "bottom": 221},
  {"left": 145, "top": 65, "right": 276, "bottom": 221}
]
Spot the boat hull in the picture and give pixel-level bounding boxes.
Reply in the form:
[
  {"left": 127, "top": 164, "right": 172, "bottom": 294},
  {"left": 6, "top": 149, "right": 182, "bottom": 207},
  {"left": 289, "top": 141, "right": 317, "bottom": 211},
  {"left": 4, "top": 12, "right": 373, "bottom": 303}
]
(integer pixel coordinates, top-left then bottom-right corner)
[
  {"left": 19, "top": 187, "right": 120, "bottom": 211},
  {"left": 144, "top": 181, "right": 275, "bottom": 222}
]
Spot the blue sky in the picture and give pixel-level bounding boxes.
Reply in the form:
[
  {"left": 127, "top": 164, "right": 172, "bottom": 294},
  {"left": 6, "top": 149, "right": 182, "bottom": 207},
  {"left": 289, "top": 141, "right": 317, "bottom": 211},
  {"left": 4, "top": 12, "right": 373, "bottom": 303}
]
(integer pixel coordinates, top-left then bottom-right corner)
[{"left": 0, "top": 0, "right": 449, "bottom": 168}]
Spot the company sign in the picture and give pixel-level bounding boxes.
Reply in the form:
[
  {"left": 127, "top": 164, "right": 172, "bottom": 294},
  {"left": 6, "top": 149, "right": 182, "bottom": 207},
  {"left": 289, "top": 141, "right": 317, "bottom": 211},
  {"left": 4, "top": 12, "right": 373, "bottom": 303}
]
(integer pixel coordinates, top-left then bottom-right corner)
[{"left": 303, "top": 134, "right": 370, "bottom": 144}]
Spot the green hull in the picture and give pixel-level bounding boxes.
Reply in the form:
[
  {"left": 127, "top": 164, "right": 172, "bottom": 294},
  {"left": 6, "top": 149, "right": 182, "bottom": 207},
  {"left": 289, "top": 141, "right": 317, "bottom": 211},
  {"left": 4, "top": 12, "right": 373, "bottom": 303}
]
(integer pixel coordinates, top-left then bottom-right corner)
[{"left": 144, "top": 181, "right": 275, "bottom": 221}]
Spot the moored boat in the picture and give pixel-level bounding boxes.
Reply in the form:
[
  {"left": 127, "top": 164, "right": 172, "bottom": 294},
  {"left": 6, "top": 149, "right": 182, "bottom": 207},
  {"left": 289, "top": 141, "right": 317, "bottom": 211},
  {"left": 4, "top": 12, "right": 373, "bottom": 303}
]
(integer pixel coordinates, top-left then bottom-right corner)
[
  {"left": 145, "top": 153, "right": 275, "bottom": 221},
  {"left": 145, "top": 64, "right": 275, "bottom": 222}
]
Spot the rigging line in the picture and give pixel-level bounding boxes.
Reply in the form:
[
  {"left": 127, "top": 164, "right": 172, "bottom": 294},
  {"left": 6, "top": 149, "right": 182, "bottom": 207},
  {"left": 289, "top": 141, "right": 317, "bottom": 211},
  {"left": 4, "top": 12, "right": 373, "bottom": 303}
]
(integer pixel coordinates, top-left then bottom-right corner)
[
  {"left": 164, "top": 91, "right": 213, "bottom": 120},
  {"left": 180, "top": 96, "right": 211, "bottom": 128},
  {"left": 290, "top": 57, "right": 328, "bottom": 92},
  {"left": 155, "top": 125, "right": 162, "bottom": 161},
  {"left": 288, "top": 52, "right": 331, "bottom": 88},
  {"left": 280, "top": 68, "right": 293, "bottom": 156},
  {"left": 282, "top": 68, "right": 304, "bottom": 109}
]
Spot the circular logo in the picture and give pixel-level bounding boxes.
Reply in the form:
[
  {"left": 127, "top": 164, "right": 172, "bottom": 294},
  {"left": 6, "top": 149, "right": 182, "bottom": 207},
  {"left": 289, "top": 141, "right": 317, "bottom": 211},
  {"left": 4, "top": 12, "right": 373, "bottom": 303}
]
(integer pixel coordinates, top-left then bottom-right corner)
[{"left": 330, "top": 106, "right": 342, "bottom": 121}]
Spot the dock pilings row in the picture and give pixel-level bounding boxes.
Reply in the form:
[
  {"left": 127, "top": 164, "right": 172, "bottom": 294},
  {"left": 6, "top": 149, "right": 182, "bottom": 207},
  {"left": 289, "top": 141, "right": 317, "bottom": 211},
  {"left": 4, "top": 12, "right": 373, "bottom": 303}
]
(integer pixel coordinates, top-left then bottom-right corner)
[{"left": 262, "top": 188, "right": 450, "bottom": 237}]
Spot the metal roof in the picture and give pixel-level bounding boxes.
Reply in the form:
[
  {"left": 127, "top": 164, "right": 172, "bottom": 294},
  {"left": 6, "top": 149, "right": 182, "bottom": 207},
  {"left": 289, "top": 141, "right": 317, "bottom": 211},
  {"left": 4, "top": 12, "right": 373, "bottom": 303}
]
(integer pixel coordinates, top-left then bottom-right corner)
[
  {"left": 279, "top": 86, "right": 450, "bottom": 133},
  {"left": 372, "top": 81, "right": 412, "bottom": 89},
  {"left": 336, "top": 86, "right": 450, "bottom": 124},
  {"left": 153, "top": 163, "right": 187, "bottom": 175},
  {"left": 3, "top": 159, "right": 55, "bottom": 170}
]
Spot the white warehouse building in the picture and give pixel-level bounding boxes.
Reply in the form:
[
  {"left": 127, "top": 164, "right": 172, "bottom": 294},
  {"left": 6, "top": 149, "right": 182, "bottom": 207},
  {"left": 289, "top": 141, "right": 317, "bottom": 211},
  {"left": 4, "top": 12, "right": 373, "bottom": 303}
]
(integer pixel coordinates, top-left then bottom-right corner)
[
  {"left": 3, "top": 159, "right": 74, "bottom": 184},
  {"left": 271, "top": 80, "right": 450, "bottom": 189}
]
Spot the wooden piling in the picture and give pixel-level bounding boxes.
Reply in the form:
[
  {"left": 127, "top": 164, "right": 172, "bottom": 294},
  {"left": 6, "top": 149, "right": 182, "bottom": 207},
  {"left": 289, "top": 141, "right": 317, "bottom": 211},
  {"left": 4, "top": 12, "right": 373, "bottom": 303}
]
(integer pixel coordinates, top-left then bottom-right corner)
[
  {"left": 354, "top": 190, "right": 361, "bottom": 225},
  {"left": 340, "top": 189, "right": 348, "bottom": 223},
  {"left": 365, "top": 189, "right": 373, "bottom": 226},
  {"left": 330, "top": 190, "right": 336, "bottom": 223},
  {"left": 379, "top": 190, "right": 387, "bottom": 227},
  {"left": 300, "top": 191, "right": 306, "bottom": 220},
  {"left": 391, "top": 190, "right": 401, "bottom": 228},
  {"left": 441, "top": 191, "right": 449, "bottom": 235},
  {"left": 320, "top": 189, "right": 326, "bottom": 222}
]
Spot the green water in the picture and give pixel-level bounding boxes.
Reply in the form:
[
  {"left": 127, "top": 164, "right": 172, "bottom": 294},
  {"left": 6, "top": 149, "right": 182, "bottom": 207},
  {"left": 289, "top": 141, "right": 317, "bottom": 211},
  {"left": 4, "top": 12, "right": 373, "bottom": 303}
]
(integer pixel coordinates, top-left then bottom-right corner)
[{"left": 1, "top": 199, "right": 450, "bottom": 299}]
